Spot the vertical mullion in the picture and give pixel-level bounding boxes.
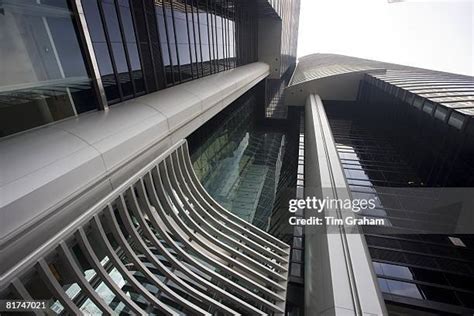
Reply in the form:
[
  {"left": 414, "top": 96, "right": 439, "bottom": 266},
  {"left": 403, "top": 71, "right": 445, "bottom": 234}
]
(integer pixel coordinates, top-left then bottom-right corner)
[
  {"left": 223, "top": 0, "right": 228, "bottom": 71},
  {"left": 222, "top": 0, "right": 228, "bottom": 70},
  {"left": 231, "top": 0, "right": 235, "bottom": 68},
  {"left": 215, "top": 1, "right": 220, "bottom": 71},
  {"left": 69, "top": 0, "right": 108, "bottom": 110},
  {"left": 146, "top": 0, "right": 168, "bottom": 89},
  {"left": 211, "top": 0, "right": 217, "bottom": 73},
  {"left": 169, "top": 0, "right": 182, "bottom": 82},
  {"left": 218, "top": 0, "right": 223, "bottom": 71},
  {"left": 237, "top": 4, "right": 242, "bottom": 66},
  {"left": 97, "top": 0, "right": 124, "bottom": 101},
  {"left": 214, "top": 1, "right": 219, "bottom": 72},
  {"left": 222, "top": 0, "right": 227, "bottom": 71},
  {"left": 196, "top": 0, "right": 205, "bottom": 77},
  {"left": 211, "top": 1, "right": 217, "bottom": 73},
  {"left": 142, "top": 0, "right": 160, "bottom": 90},
  {"left": 161, "top": 0, "right": 175, "bottom": 85},
  {"left": 128, "top": 0, "right": 150, "bottom": 93},
  {"left": 205, "top": 0, "right": 212, "bottom": 74},
  {"left": 114, "top": 0, "right": 137, "bottom": 97},
  {"left": 190, "top": 1, "right": 200, "bottom": 78},
  {"left": 184, "top": 1, "right": 195, "bottom": 79}
]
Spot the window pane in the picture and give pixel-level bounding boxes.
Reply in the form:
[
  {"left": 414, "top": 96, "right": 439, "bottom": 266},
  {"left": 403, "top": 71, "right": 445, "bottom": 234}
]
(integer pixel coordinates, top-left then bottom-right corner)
[
  {"left": 102, "top": 2, "right": 122, "bottom": 43},
  {"left": 118, "top": 1, "right": 137, "bottom": 44},
  {"left": 82, "top": 0, "right": 107, "bottom": 42},
  {"left": 0, "top": 1, "right": 95, "bottom": 136},
  {"left": 386, "top": 279, "right": 423, "bottom": 299}
]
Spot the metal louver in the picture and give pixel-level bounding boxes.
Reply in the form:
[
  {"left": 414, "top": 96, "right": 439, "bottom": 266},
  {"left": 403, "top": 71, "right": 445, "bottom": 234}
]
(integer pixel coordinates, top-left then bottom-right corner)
[{"left": 1, "top": 140, "right": 290, "bottom": 315}]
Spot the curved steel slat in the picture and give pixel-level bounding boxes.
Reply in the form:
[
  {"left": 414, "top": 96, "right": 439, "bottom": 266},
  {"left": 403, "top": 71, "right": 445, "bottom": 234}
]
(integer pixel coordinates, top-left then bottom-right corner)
[
  {"left": 36, "top": 259, "right": 82, "bottom": 315},
  {"left": 90, "top": 214, "right": 178, "bottom": 316},
  {"left": 139, "top": 175, "right": 283, "bottom": 312},
  {"left": 145, "top": 170, "right": 286, "bottom": 302},
  {"left": 180, "top": 144, "right": 290, "bottom": 252},
  {"left": 172, "top": 148, "right": 289, "bottom": 264},
  {"left": 129, "top": 184, "right": 265, "bottom": 315},
  {"left": 75, "top": 227, "right": 145, "bottom": 315},
  {"left": 57, "top": 242, "right": 115, "bottom": 315},
  {"left": 3, "top": 140, "right": 289, "bottom": 314},
  {"left": 121, "top": 189, "right": 239, "bottom": 316},
  {"left": 103, "top": 204, "right": 210, "bottom": 316},
  {"left": 157, "top": 159, "right": 286, "bottom": 291},
  {"left": 164, "top": 154, "right": 288, "bottom": 280},
  {"left": 134, "top": 179, "right": 280, "bottom": 314},
  {"left": 170, "top": 149, "right": 288, "bottom": 268}
]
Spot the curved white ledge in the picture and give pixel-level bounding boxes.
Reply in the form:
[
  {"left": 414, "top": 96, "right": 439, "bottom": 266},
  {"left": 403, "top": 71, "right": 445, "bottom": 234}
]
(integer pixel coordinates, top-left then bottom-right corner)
[{"left": 0, "top": 62, "right": 270, "bottom": 247}]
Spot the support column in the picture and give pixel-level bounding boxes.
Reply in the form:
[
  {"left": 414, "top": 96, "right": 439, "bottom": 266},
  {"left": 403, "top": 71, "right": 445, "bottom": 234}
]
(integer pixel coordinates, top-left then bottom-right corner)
[{"left": 304, "top": 94, "right": 387, "bottom": 316}]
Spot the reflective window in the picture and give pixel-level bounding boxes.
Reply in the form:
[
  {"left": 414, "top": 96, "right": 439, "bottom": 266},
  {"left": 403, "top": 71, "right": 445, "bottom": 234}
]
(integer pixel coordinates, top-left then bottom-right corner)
[
  {"left": 154, "top": 0, "right": 237, "bottom": 86},
  {"left": 0, "top": 0, "right": 96, "bottom": 136},
  {"left": 388, "top": 280, "right": 424, "bottom": 299},
  {"left": 83, "top": 0, "right": 144, "bottom": 103},
  {"left": 118, "top": 0, "right": 145, "bottom": 93},
  {"left": 374, "top": 262, "right": 414, "bottom": 279}
]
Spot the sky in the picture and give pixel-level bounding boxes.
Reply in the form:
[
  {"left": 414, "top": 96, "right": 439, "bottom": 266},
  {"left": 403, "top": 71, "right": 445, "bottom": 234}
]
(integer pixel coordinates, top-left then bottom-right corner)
[{"left": 297, "top": 0, "right": 474, "bottom": 76}]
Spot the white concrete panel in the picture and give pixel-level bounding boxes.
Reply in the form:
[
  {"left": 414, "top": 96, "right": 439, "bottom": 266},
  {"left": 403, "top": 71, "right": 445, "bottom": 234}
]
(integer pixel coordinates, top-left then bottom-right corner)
[
  {"left": 0, "top": 127, "right": 92, "bottom": 187},
  {"left": 184, "top": 63, "right": 269, "bottom": 111},
  {"left": 133, "top": 87, "right": 200, "bottom": 132},
  {"left": 108, "top": 136, "right": 172, "bottom": 190},
  {"left": 53, "top": 100, "right": 161, "bottom": 144},
  {"left": 1, "top": 145, "right": 106, "bottom": 241},
  {"left": 170, "top": 115, "right": 204, "bottom": 145},
  {"left": 93, "top": 114, "right": 168, "bottom": 172}
]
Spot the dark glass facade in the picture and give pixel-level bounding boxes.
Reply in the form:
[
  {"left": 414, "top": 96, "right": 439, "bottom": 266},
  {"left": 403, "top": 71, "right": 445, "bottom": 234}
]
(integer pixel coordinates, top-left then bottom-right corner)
[
  {"left": 326, "top": 78, "right": 474, "bottom": 314},
  {"left": 0, "top": 0, "right": 260, "bottom": 136},
  {"left": 188, "top": 84, "right": 299, "bottom": 231},
  {"left": 83, "top": 0, "right": 241, "bottom": 104},
  {"left": 155, "top": 0, "right": 236, "bottom": 83},
  {"left": 0, "top": 0, "right": 97, "bottom": 136}
]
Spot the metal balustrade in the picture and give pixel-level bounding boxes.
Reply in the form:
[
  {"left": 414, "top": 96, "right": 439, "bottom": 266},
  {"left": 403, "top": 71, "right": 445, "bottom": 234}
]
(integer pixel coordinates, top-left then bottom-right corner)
[{"left": 0, "top": 139, "right": 290, "bottom": 315}]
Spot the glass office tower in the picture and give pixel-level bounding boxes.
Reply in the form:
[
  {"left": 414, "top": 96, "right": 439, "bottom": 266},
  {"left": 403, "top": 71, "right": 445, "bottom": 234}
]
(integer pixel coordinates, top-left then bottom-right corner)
[
  {"left": 2, "top": 1, "right": 473, "bottom": 315},
  {"left": 0, "top": 0, "right": 301, "bottom": 314},
  {"left": 287, "top": 53, "right": 474, "bottom": 315}
]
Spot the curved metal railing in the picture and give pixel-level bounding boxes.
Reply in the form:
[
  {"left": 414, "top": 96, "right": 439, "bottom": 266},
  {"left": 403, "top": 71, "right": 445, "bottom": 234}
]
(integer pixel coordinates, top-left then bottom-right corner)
[{"left": 0, "top": 140, "right": 290, "bottom": 315}]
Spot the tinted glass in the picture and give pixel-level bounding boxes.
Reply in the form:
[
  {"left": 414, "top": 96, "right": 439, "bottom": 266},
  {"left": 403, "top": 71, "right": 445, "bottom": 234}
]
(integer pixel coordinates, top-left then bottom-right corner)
[{"left": 0, "top": 0, "right": 95, "bottom": 136}]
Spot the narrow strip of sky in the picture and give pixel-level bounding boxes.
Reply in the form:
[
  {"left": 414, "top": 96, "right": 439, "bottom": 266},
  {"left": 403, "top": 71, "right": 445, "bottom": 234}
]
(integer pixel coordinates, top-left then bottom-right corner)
[{"left": 297, "top": 0, "right": 474, "bottom": 76}]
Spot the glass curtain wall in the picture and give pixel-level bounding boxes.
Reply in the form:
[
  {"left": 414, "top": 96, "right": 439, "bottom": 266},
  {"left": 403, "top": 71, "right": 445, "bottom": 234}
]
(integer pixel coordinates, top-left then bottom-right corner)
[
  {"left": 326, "top": 96, "right": 474, "bottom": 314},
  {"left": 1, "top": 0, "right": 252, "bottom": 136},
  {"left": 82, "top": 0, "right": 146, "bottom": 104},
  {"left": 155, "top": 0, "right": 236, "bottom": 86},
  {"left": 84, "top": 0, "right": 237, "bottom": 101},
  {"left": 0, "top": 0, "right": 97, "bottom": 137}
]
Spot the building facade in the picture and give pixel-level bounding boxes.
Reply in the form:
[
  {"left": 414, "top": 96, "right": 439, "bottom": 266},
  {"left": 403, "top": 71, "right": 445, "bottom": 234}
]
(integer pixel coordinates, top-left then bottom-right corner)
[
  {"left": 287, "top": 54, "right": 474, "bottom": 315},
  {"left": 1, "top": 1, "right": 474, "bottom": 315},
  {"left": 0, "top": 0, "right": 300, "bottom": 314}
]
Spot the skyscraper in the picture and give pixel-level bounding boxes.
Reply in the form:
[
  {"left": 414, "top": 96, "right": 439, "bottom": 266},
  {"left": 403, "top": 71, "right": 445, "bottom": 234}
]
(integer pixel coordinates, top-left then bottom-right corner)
[
  {"left": 1, "top": 2, "right": 473, "bottom": 315},
  {"left": 0, "top": 0, "right": 300, "bottom": 314},
  {"left": 287, "top": 54, "right": 474, "bottom": 315}
]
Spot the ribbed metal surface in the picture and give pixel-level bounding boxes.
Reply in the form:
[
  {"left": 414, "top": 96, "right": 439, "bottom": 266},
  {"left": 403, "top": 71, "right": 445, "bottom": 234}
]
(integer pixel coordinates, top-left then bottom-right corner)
[
  {"left": 0, "top": 140, "right": 290, "bottom": 315},
  {"left": 289, "top": 53, "right": 406, "bottom": 86},
  {"left": 371, "top": 69, "right": 474, "bottom": 111},
  {"left": 289, "top": 54, "right": 474, "bottom": 121}
]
